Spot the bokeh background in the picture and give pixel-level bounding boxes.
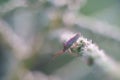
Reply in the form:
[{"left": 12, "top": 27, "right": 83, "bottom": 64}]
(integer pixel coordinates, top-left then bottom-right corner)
[{"left": 0, "top": 0, "right": 120, "bottom": 80}]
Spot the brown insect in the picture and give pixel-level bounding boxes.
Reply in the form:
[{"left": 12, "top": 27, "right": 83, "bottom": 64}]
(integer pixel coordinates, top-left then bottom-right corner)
[{"left": 53, "top": 33, "right": 80, "bottom": 59}]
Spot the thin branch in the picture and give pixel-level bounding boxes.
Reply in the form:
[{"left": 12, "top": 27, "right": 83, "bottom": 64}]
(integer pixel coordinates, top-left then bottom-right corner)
[
  {"left": 0, "top": 20, "right": 33, "bottom": 60},
  {"left": 76, "top": 14, "right": 120, "bottom": 41},
  {"left": 63, "top": 11, "right": 120, "bottom": 42}
]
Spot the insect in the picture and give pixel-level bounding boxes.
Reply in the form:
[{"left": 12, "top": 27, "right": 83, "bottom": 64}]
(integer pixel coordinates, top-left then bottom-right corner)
[{"left": 52, "top": 33, "right": 81, "bottom": 59}]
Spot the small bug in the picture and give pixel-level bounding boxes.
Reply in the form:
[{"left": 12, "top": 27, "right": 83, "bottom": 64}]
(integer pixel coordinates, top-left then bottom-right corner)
[{"left": 53, "top": 33, "right": 80, "bottom": 59}]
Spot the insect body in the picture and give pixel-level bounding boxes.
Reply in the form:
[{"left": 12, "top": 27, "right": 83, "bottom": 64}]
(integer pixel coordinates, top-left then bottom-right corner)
[
  {"left": 63, "top": 33, "right": 80, "bottom": 52},
  {"left": 53, "top": 33, "right": 80, "bottom": 58}
]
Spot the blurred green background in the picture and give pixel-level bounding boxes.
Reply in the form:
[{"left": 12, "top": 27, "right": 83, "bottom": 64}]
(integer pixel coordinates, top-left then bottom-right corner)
[{"left": 0, "top": 0, "right": 120, "bottom": 80}]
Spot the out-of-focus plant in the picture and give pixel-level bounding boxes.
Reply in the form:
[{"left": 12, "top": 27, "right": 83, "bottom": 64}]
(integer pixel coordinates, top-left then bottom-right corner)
[{"left": 0, "top": 0, "right": 120, "bottom": 80}]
